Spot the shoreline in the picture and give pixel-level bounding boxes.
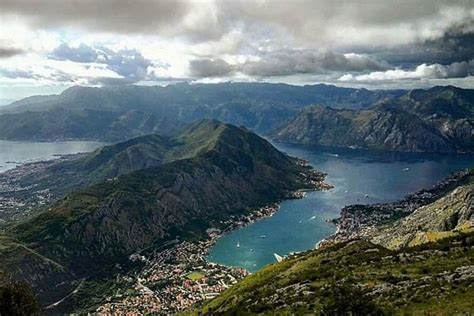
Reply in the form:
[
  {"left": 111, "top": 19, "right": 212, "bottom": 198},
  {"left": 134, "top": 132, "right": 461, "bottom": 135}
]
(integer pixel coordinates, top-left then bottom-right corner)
[
  {"left": 96, "top": 160, "right": 331, "bottom": 314},
  {"left": 0, "top": 153, "right": 87, "bottom": 225},
  {"left": 317, "top": 168, "right": 473, "bottom": 248}
]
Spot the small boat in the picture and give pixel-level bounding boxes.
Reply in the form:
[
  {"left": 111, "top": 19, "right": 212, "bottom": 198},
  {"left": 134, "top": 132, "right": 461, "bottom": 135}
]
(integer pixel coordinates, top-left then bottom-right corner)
[
  {"left": 236, "top": 241, "right": 240, "bottom": 248},
  {"left": 402, "top": 167, "right": 410, "bottom": 171},
  {"left": 250, "top": 249, "right": 254, "bottom": 252},
  {"left": 260, "top": 235, "right": 267, "bottom": 238},
  {"left": 365, "top": 194, "right": 369, "bottom": 198},
  {"left": 274, "top": 253, "right": 284, "bottom": 262},
  {"left": 308, "top": 215, "right": 316, "bottom": 221}
]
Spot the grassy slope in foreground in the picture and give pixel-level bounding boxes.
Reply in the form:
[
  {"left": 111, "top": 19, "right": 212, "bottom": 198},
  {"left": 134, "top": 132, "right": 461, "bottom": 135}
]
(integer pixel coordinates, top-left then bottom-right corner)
[
  {"left": 199, "top": 234, "right": 474, "bottom": 315},
  {"left": 0, "top": 120, "right": 324, "bottom": 307}
]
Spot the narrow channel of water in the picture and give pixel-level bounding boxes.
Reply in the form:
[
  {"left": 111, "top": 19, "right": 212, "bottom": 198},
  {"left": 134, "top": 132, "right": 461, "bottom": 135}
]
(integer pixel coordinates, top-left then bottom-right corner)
[{"left": 208, "top": 144, "right": 474, "bottom": 272}]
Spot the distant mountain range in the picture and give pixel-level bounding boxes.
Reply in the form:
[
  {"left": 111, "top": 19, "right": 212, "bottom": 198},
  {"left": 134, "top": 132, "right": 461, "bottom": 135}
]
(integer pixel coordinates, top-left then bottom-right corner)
[
  {"left": 0, "top": 120, "right": 322, "bottom": 308},
  {"left": 0, "top": 83, "right": 404, "bottom": 142},
  {"left": 272, "top": 86, "right": 474, "bottom": 153},
  {"left": 1, "top": 83, "right": 472, "bottom": 153},
  {"left": 199, "top": 170, "right": 474, "bottom": 314}
]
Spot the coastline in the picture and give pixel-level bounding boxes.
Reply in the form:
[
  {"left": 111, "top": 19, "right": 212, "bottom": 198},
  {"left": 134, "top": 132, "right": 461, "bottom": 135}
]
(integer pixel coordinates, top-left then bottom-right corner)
[
  {"left": 317, "top": 168, "right": 473, "bottom": 249},
  {"left": 96, "top": 160, "right": 331, "bottom": 314},
  {"left": 0, "top": 153, "right": 87, "bottom": 225}
]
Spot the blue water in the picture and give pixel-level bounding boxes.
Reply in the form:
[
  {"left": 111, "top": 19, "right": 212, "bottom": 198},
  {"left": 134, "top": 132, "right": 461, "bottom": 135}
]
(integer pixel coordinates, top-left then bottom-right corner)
[
  {"left": 208, "top": 144, "right": 474, "bottom": 272},
  {"left": 0, "top": 140, "right": 105, "bottom": 173}
]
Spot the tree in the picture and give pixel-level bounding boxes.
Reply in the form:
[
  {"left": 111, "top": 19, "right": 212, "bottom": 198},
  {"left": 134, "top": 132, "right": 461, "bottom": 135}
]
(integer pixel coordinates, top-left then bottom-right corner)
[{"left": 0, "top": 279, "right": 40, "bottom": 316}]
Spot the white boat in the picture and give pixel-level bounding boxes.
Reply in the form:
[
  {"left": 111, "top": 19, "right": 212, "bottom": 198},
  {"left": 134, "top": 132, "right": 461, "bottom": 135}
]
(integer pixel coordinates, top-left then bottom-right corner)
[
  {"left": 236, "top": 241, "right": 240, "bottom": 248},
  {"left": 274, "top": 253, "right": 284, "bottom": 262},
  {"left": 260, "top": 235, "right": 267, "bottom": 238},
  {"left": 402, "top": 167, "right": 410, "bottom": 171}
]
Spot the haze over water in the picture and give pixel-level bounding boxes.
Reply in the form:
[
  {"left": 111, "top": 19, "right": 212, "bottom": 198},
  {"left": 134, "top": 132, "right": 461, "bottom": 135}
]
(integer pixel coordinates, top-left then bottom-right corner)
[{"left": 208, "top": 144, "right": 474, "bottom": 272}]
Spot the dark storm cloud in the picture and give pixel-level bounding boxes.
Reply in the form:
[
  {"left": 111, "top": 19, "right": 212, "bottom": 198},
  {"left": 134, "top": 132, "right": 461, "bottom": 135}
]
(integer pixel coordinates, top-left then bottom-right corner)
[
  {"left": 242, "top": 50, "right": 390, "bottom": 77},
  {"left": 0, "top": 47, "right": 24, "bottom": 58},
  {"left": 1, "top": 0, "right": 474, "bottom": 86},
  {"left": 189, "top": 50, "right": 390, "bottom": 78},
  {"left": 0, "top": 0, "right": 191, "bottom": 35},
  {"left": 2, "top": 0, "right": 473, "bottom": 46},
  {"left": 189, "top": 58, "right": 234, "bottom": 77}
]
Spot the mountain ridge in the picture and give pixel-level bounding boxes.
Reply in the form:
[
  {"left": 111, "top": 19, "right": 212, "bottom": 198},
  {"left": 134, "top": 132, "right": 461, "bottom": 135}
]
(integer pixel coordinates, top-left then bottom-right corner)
[
  {"left": 0, "top": 119, "right": 325, "bottom": 308},
  {"left": 0, "top": 83, "right": 406, "bottom": 141},
  {"left": 272, "top": 85, "right": 473, "bottom": 153}
]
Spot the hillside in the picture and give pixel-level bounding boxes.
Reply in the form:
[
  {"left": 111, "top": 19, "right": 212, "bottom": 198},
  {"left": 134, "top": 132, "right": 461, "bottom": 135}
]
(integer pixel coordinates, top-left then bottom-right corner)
[
  {"left": 199, "top": 234, "right": 474, "bottom": 315},
  {"left": 272, "top": 86, "right": 474, "bottom": 153},
  {"left": 371, "top": 182, "right": 473, "bottom": 249},
  {"left": 0, "top": 83, "right": 404, "bottom": 141},
  {"left": 325, "top": 169, "right": 473, "bottom": 246},
  {"left": 0, "top": 120, "right": 325, "bottom": 308},
  {"left": 198, "top": 171, "right": 474, "bottom": 315},
  {"left": 0, "top": 119, "right": 292, "bottom": 224}
]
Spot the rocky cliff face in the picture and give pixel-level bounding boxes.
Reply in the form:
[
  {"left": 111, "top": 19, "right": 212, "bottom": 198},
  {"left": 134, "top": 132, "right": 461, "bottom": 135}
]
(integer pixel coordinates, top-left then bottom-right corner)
[
  {"left": 272, "top": 86, "right": 474, "bottom": 153},
  {"left": 272, "top": 105, "right": 455, "bottom": 152},
  {"left": 370, "top": 182, "right": 473, "bottom": 249}
]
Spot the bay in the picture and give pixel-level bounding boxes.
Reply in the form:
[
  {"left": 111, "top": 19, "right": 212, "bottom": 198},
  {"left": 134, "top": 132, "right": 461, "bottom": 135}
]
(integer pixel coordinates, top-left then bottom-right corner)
[{"left": 208, "top": 144, "right": 474, "bottom": 272}]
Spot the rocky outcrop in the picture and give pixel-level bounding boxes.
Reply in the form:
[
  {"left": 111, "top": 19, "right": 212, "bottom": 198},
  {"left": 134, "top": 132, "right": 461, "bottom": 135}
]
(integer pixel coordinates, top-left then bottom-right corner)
[{"left": 371, "top": 183, "right": 473, "bottom": 249}]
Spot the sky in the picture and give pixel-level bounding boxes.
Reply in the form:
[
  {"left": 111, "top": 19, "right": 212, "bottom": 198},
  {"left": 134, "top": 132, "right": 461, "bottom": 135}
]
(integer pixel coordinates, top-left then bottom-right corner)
[{"left": 0, "top": 0, "right": 473, "bottom": 101}]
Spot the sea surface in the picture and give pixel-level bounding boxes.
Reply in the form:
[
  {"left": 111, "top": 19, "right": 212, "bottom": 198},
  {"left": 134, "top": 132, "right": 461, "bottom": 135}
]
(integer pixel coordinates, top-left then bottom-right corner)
[
  {"left": 0, "top": 140, "right": 105, "bottom": 173},
  {"left": 208, "top": 144, "right": 474, "bottom": 272}
]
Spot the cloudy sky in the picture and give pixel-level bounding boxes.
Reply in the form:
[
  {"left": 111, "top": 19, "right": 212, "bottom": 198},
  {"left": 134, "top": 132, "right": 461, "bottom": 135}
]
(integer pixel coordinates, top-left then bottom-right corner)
[{"left": 0, "top": 0, "right": 473, "bottom": 100}]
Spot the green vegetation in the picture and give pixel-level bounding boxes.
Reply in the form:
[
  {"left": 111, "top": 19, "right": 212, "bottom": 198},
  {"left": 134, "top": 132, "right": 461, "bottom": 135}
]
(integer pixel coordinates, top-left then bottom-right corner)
[
  {"left": 186, "top": 272, "right": 205, "bottom": 281},
  {"left": 0, "top": 276, "right": 40, "bottom": 316},
  {"left": 272, "top": 85, "right": 474, "bottom": 153},
  {"left": 199, "top": 234, "right": 474, "bottom": 315},
  {"left": 0, "top": 83, "right": 406, "bottom": 141},
  {"left": 197, "top": 172, "right": 474, "bottom": 315},
  {"left": 0, "top": 120, "right": 316, "bottom": 310}
]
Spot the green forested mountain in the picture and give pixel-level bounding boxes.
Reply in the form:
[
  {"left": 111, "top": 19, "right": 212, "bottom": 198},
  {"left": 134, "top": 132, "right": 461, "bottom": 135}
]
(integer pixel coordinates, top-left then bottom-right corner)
[
  {"left": 0, "top": 83, "right": 405, "bottom": 141},
  {"left": 272, "top": 86, "right": 474, "bottom": 153},
  {"left": 0, "top": 120, "right": 322, "bottom": 307}
]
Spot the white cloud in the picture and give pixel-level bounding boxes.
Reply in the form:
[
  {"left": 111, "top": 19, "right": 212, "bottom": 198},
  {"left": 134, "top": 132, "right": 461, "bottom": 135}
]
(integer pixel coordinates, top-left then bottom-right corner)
[
  {"left": 1, "top": 0, "right": 474, "bottom": 98},
  {"left": 339, "top": 60, "right": 474, "bottom": 82}
]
